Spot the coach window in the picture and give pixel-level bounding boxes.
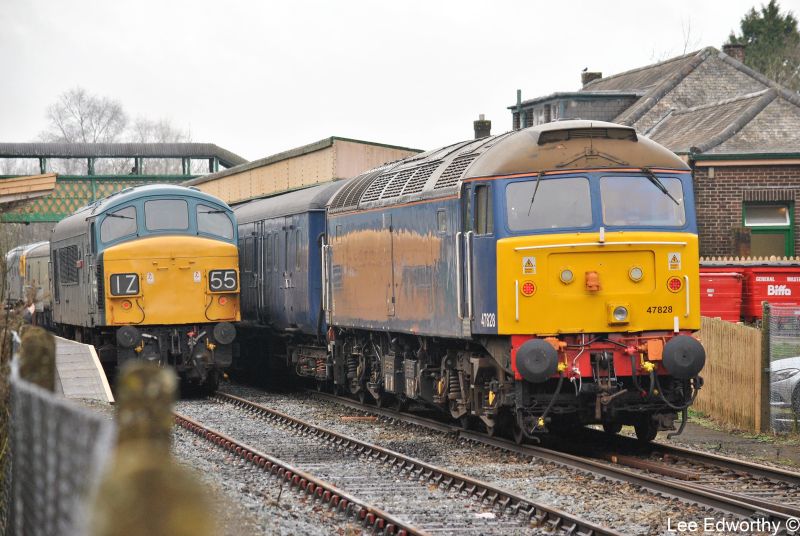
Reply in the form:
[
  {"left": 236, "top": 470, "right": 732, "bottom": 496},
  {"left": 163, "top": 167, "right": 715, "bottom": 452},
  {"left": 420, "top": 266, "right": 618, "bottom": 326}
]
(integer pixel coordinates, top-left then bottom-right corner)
[
  {"left": 295, "top": 229, "right": 302, "bottom": 270},
  {"left": 474, "top": 184, "right": 493, "bottom": 235},
  {"left": 145, "top": 199, "right": 188, "bottom": 231},
  {"left": 197, "top": 204, "right": 233, "bottom": 239},
  {"left": 100, "top": 206, "right": 137, "bottom": 243},
  {"left": 437, "top": 209, "right": 447, "bottom": 234},
  {"left": 744, "top": 203, "right": 793, "bottom": 256}
]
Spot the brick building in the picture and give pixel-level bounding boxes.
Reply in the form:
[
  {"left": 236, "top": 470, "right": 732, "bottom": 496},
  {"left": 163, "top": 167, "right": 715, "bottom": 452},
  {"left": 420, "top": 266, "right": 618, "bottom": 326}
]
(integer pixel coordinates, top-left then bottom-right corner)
[{"left": 511, "top": 46, "right": 800, "bottom": 257}]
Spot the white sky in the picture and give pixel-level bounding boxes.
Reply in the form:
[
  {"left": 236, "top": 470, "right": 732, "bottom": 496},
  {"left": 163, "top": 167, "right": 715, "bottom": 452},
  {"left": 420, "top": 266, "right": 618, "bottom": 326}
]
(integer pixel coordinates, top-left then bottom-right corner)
[{"left": 2, "top": 0, "right": 798, "bottom": 162}]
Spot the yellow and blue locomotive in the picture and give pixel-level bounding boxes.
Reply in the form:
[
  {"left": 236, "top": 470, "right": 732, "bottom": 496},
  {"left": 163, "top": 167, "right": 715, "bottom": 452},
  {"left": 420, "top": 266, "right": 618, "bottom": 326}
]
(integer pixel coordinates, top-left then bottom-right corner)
[
  {"left": 50, "top": 184, "right": 240, "bottom": 390},
  {"left": 236, "top": 120, "right": 705, "bottom": 441}
]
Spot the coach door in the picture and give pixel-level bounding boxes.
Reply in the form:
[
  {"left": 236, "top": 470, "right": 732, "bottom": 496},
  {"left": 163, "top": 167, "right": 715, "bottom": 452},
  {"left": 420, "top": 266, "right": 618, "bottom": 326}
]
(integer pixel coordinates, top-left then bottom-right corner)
[
  {"left": 84, "top": 233, "right": 96, "bottom": 324},
  {"left": 252, "top": 221, "right": 264, "bottom": 321},
  {"left": 457, "top": 186, "right": 473, "bottom": 334},
  {"left": 282, "top": 216, "right": 299, "bottom": 327}
]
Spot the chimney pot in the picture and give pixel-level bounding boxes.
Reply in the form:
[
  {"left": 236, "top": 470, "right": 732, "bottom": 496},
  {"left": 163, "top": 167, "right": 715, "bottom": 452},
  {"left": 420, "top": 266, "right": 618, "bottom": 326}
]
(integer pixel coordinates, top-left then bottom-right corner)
[
  {"left": 722, "top": 43, "right": 746, "bottom": 63},
  {"left": 473, "top": 115, "right": 491, "bottom": 139},
  {"left": 581, "top": 71, "right": 602, "bottom": 86}
]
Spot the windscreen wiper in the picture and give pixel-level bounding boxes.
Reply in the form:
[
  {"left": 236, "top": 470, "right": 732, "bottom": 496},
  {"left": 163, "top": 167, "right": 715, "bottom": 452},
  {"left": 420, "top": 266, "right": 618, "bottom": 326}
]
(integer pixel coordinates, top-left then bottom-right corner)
[
  {"left": 106, "top": 212, "right": 133, "bottom": 219},
  {"left": 527, "top": 172, "right": 544, "bottom": 216},
  {"left": 641, "top": 168, "right": 680, "bottom": 206}
]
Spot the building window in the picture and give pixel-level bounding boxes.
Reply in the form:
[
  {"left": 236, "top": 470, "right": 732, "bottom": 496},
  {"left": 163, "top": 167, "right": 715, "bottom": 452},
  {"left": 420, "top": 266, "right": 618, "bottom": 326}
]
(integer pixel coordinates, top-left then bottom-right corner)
[{"left": 744, "top": 203, "right": 793, "bottom": 257}]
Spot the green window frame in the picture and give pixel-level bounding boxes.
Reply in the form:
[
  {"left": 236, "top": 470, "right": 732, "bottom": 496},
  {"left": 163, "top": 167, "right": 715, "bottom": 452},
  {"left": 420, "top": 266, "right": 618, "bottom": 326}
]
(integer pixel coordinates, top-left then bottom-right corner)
[{"left": 743, "top": 202, "right": 794, "bottom": 257}]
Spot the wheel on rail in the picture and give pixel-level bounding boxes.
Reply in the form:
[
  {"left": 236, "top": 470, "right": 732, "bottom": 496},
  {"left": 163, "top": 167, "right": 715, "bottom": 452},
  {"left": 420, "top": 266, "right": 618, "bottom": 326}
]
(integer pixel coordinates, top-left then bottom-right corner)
[
  {"left": 602, "top": 422, "right": 623, "bottom": 435},
  {"left": 200, "top": 370, "right": 220, "bottom": 396},
  {"left": 459, "top": 415, "right": 473, "bottom": 431},
  {"left": 512, "top": 421, "right": 525, "bottom": 445},
  {"left": 374, "top": 392, "right": 393, "bottom": 408},
  {"left": 634, "top": 418, "right": 659, "bottom": 443},
  {"left": 357, "top": 389, "right": 367, "bottom": 404}
]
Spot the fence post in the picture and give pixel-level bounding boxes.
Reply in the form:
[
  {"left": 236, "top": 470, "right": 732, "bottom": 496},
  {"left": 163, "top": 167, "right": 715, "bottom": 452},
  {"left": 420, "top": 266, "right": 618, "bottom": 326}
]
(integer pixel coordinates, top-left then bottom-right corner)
[
  {"left": 18, "top": 326, "right": 56, "bottom": 392},
  {"left": 760, "top": 302, "right": 771, "bottom": 434},
  {"left": 90, "top": 361, "right": 213, "bottom": 536}
]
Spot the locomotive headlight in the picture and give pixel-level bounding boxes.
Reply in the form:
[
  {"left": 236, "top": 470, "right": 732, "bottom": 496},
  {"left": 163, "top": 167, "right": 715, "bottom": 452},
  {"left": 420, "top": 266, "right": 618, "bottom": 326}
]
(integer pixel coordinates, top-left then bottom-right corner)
[
  {"left": 629, "top": 266, "right": 644, "bottom": 282},
  {"left": 560, "top": 269, "right": 574, "bottom": 284},
  {"left": 608, "top": 303, "right": 630, "bottom": 324}
]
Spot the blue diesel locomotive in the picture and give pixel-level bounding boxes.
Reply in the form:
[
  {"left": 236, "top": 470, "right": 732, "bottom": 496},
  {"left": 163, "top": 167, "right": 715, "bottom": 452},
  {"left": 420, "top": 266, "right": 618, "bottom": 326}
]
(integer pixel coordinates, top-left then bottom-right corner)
[{"left": 234, "top": 120, "right": 706, "bottom": 442}]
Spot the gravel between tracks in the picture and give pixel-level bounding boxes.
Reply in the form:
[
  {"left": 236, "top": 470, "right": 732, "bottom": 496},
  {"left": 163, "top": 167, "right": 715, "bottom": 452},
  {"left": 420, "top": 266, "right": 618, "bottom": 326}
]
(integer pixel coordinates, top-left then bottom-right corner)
[
  {"left": 220, "top": 385, "right": 758, "bottom": 536},
  {"left": 176, "top": 397, "right": 546, "bottom": 535}
]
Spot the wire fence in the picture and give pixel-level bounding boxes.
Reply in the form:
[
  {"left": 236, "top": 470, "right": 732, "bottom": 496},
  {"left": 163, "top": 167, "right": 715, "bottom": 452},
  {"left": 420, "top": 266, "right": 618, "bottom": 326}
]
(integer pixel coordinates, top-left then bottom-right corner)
[
  {"left": 765, "top": 304, "right": 800, "bottom": 434},
  {"left": 7, "top": 331, "right": 116, "bottom": 536}
]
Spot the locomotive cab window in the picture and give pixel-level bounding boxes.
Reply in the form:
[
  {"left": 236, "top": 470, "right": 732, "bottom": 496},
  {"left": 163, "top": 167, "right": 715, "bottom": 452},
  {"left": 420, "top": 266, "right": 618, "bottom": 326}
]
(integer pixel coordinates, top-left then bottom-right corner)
[
  {"left": 600, "top": 176, "right": 685, "bottom": 227},
  {"left": 197, "top": 204, "right": 233, "bottom": 239},
  {"left": 506, "top": 177, "right": 591, "bottom": 231},
  {"left": 474, "top": 184, "right": 493, "bottom": 235},
  {"left": 100, "top": 206, "right": 137, "bottom": 243},
  {"left": 145, "top": 199, "right": 189, "bottom": 231}
]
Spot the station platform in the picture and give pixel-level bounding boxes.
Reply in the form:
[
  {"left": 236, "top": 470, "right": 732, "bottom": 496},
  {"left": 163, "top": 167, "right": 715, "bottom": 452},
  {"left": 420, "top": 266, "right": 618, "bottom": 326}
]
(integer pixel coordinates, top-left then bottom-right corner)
[{"left": 54, "top": 335, "right": 114, "bottom": 403}]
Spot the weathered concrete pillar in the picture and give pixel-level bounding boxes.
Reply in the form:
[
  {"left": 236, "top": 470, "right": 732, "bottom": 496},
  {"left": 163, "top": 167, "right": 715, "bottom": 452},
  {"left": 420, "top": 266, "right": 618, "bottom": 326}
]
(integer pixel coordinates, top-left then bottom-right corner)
[{"left": 90, "top": 362, "right": 214, "bottom": 536}]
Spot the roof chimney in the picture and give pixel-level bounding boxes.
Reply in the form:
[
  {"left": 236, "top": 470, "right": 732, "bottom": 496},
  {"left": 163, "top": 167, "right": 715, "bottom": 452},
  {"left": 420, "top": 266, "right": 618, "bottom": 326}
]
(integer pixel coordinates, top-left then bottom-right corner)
[
  {"left": 722, "top": 43, "right": 746, "bottom": 63},
  {"left": 582, "top": 71, "right": 602, "bottom": 86},
  {"left": 473, "top": 114, "right": 491, "bottom": 139}
]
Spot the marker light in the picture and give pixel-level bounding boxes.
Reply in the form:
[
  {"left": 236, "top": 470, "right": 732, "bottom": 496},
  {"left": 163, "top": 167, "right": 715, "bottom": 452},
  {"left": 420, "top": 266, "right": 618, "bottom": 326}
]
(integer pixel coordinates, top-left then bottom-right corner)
[
  {"left": 560, "top": 269, "right": 574, "bottom": 284},
  {"left": 629, "top": 266, "right": 644, "bottom": 282},
  {"left": 218, "top": 296, "right": 228, "bottom": 305},
  {"left": 613, "top": 306, "right": 629, "bottom": 322},
  {"left": 121, "top": 300, "right": 132, "bottom": 310},
  {"left": 667, "top": 277, "right": 683, "bottom": 292},
  {"left": 521, "top": 281, "right": 536, "bottom": 296}
]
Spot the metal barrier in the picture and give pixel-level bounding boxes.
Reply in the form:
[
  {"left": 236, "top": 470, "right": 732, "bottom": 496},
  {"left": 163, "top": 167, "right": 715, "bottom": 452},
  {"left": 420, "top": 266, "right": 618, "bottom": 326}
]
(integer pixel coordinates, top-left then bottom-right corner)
[
  {"left": 765, "top": 304, "right": 800, "bottom": 434},
  {"left": 8, "top": 330, "right": 116, "bottom": 536}
]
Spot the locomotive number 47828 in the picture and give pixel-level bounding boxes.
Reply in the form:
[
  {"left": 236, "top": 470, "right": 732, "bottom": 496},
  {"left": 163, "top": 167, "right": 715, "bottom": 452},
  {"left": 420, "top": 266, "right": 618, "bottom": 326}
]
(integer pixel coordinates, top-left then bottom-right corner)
[
  {"left": 480, "top": 312, "right": 497, "bottom": 328},
  {"left": 646, "top": 305, "right": 673, "bottom": 314}
]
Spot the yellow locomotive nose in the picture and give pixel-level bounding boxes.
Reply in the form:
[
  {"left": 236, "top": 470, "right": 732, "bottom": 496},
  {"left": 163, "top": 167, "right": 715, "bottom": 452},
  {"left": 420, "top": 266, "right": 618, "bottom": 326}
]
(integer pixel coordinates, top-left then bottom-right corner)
[
  {"left": 103, "top": 236, "right": 240, "bottom": 326},
  {"left": 496, "top": 230, "right": 700, "bottom": 335}
]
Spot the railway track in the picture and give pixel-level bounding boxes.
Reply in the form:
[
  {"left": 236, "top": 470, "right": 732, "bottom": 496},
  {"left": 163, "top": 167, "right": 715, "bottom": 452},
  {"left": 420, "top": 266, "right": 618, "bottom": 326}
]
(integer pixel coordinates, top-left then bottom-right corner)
[
  {"left": 583, "top": 430, "right": 800, "bottom": 517},
  {"left": 307, "top": 390, "right": 800, "bottom": 530},
  {"left": 175, "top": 392, "right": 619, "bottom": 535}
]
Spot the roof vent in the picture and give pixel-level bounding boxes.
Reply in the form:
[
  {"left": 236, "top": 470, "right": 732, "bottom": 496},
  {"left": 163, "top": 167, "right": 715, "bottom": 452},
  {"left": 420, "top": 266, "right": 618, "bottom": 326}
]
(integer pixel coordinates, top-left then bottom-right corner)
[{"left": 538, "top": 127, "right": 637, "bottom": 145}]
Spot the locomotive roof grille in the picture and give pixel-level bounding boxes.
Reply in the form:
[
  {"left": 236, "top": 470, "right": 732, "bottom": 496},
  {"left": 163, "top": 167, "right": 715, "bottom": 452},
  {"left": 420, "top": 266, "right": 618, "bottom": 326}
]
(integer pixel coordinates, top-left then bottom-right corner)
[
  {"left": 329, "top": 168, "right": 386, "bottom": 212},
  {"left": 433, "top": 154, "right": 479, "bottom": 189},
  {"left": 361, "top": 171, "right": 398, "bottom": 203},
  {"left": 381, "top": 168, "right": 416, "bottom": 199},
  {"left": 400, "top": 162, "right": 441, "bottom": 196},
  {"left": 538, "top": 127, "right": 637, "bottom": 145}
]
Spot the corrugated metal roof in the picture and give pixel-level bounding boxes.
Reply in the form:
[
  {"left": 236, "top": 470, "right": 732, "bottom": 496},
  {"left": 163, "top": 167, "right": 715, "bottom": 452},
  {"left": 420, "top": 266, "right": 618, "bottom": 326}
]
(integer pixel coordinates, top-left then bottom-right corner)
[{"left": 0, "top": 143, "right": 246, "bottom": 168}]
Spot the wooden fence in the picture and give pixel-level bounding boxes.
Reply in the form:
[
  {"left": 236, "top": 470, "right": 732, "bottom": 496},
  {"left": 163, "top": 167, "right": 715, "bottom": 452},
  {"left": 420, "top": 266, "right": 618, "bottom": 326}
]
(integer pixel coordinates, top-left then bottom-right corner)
[{"left": 694, "top": 316, "right": 765, "bottom": 432}]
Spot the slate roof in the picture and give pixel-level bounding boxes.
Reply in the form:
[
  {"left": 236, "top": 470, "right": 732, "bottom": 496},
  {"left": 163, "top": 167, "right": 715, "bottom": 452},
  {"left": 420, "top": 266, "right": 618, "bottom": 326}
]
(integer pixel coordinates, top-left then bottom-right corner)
[{"left": 560, "top": 47, "right": 800, "bottom": 156}]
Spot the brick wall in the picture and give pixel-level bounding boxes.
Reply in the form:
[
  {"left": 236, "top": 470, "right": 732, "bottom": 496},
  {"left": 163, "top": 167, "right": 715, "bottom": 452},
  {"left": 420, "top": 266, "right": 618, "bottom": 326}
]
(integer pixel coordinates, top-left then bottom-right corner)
[{"left": 693, "top": 164, "right": 800, "bottom": 256}]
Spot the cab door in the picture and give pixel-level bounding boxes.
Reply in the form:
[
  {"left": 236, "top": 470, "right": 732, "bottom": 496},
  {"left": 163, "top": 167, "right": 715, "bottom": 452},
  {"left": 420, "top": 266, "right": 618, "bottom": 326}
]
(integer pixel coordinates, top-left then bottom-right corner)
[{"left": 458, "top": 183, "right": 498, "bottom": 335}]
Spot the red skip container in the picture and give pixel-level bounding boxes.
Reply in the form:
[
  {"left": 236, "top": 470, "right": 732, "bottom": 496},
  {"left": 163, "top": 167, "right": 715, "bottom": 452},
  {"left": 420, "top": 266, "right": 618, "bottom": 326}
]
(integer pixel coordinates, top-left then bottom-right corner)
[
  {"left": 741, "top": 266, "right": 800, "bottom": 322},
  {"left": 700, "top": 268, "right": 745, "bottom": 322}
]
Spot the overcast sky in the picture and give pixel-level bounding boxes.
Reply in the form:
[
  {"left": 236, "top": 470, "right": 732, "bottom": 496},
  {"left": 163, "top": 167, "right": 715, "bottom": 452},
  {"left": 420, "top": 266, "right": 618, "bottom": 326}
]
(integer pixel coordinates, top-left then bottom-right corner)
[{"left": 2, "top": 0, "right": 798, "bottom": 162}]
